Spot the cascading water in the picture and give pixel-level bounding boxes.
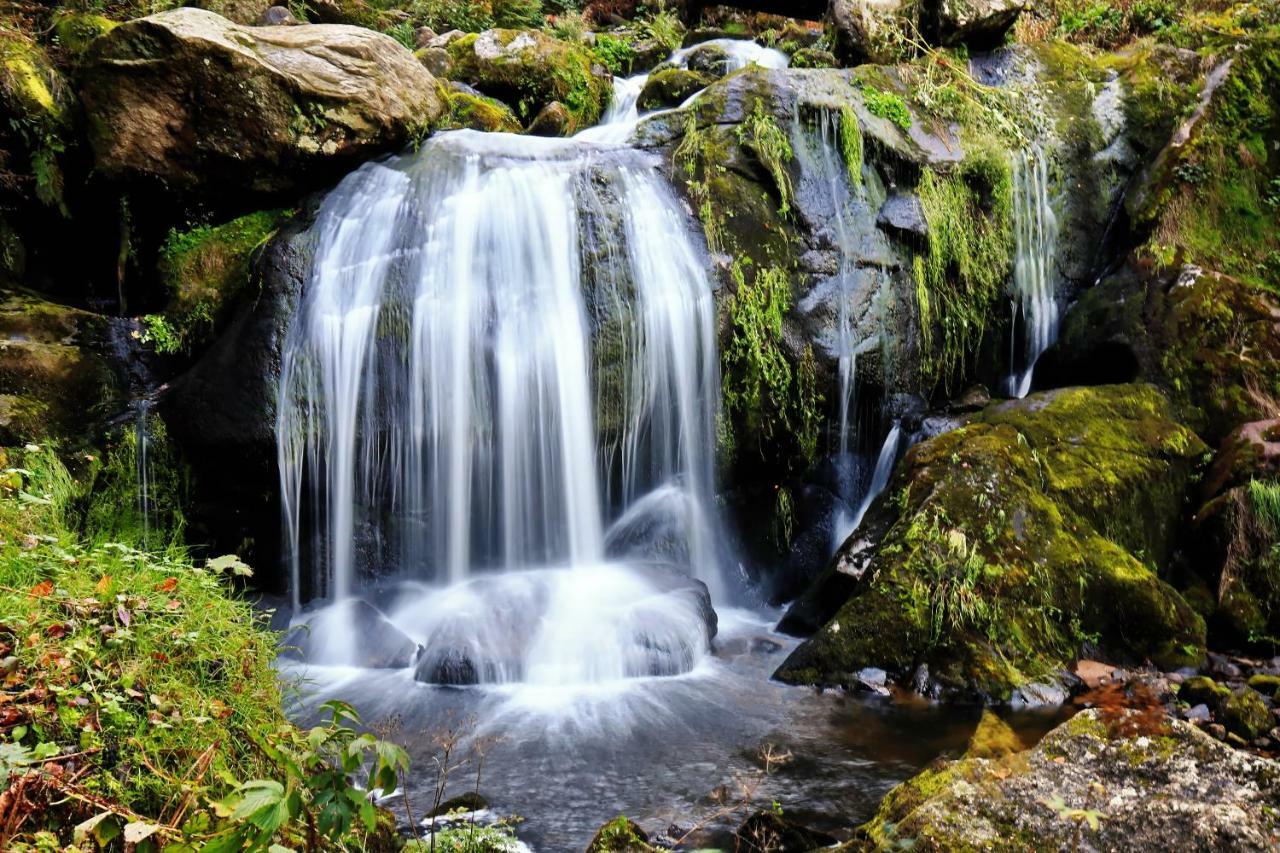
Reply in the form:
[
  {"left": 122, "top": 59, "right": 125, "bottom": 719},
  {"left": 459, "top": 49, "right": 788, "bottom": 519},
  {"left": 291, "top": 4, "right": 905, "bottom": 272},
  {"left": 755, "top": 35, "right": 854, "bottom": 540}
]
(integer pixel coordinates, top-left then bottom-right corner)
[
  {"left": 578, "top": 39, "right": 789, "bottom": 144},
  {"left": 276, "top": 130, "right": 723, "bottom": 682},
  {"left": 1005, "top": 148, "right": 1059, "bottom": 398},
  {"left": 134, "top": 399, "right": 152, "bottom": 540},
  {"left": 843, "top": 422, "right": 901, "bottom": 536}
]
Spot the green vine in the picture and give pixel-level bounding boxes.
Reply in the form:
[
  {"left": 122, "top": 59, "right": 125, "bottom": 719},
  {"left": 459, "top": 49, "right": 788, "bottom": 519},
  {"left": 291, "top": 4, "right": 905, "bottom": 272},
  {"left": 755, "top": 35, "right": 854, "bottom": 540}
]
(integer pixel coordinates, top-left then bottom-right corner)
[{"left": 736, "top": 101, "right": 795, "bottom": 216}]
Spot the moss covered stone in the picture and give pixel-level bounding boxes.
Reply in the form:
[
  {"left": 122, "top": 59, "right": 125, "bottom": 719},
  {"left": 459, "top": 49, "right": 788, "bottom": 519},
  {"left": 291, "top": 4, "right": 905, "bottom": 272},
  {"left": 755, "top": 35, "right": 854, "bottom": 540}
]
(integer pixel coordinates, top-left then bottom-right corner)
[
  {"left": 637, "top": 67, "right": 712, "bottom": 111},
  {"left": 157, "top": 210, "right": 288, "bottom": 354},
  {"left": 775, "top": 384, "right": 1207, "bottom": 701},
  {"left": 51, "top": 11, "right": 119, "bottom": 57},
  {"left": 442, "top": 89, "right": 524, "bottom": 133},
  {"left": 1225, "top": 686, "right": 1272, "bottom": 740},
  {"left": 859, "top": 709, "right": 1280, "bottom": 850},
  {"left": 444, "top": 29, "right": 611, "bottom": 132},
  {"left": 0, "top": 290, "right": 123, "bottom": 449},
  {"left": 0, "top": 32, "right": 72, "bottom": 213}
]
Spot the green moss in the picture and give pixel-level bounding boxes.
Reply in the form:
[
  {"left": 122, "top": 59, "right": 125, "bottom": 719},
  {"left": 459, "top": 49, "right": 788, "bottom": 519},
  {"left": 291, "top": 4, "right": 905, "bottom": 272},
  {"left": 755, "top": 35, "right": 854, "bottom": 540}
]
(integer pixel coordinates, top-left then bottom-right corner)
[
  {"left": 839, "top": 106, "right": 864, "bottom": 188},
  {"left": 913, "top": 144, "right": 1014, "bottom": 391},
  {"left": 637, "top": 68, "right": 712, "bottom": 112},
  {"left": 52, "top": 11, "right": 118, "bottom": 56},
  {"left": 777, "top": 385, "right": 1207, "bottom": 698},
  {"left": 157, "top": 209, "right": 288, "bottom": 353},
  {"left": 0, "top": 34, "right": 70, "bottom": 214},
  {"left": 736, "top": 101, "right": 795, "bottom": 217},
  {"left": 593, "top": 32, "right": 637, "bottom": 75},
  {"left": 442, "top": 89, "right": 524, "bottom": 132},
  {"left": 82, "top": 412, "right": 187, "bottom": 551},
  {"left": 864, "top": 86, "right": 913, "bottom": 130},
  {"left": 723, "top": 260, "right": 792, "bottom": 448}
]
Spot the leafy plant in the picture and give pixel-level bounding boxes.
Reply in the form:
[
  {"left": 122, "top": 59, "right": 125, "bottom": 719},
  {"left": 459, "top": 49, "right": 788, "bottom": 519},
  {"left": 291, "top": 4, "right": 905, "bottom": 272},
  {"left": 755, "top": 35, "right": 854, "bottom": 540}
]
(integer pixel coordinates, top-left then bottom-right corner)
[
  {"left": 493, "top": 0, "right": 544, "bottom": 28},
  {"left": 636, "top": 2, "right": 683, "bottom": 52},
  {"left": 593, "top": 32, "right": 637, "bottom": 74},
  {"left": 736, "top": 101, "right": 794, "bottom": 216},
  {"left": 139, "top": 313, "right": 181, "bottom": 354},
  {"left": 388, "top": 19, "right": 417, "bottom": 49},
  {"left": 412, "top": 0, "right": 494, "bottom": 32}
]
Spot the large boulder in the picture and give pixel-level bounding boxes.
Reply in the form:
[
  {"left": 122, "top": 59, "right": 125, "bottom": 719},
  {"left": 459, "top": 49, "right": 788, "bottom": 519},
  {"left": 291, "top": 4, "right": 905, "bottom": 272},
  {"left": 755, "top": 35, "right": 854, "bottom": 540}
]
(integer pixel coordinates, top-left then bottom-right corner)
[
  {"left": 442, "top": 29, "right": 612, "bottom": 132},
  {"left": 829, "top": 0, "right": 1028, "bottom": 64},
  {"left": 79, "top": 8, "right": 446, "bottom": 199},
  {"left": 928, "top": 0, "right": 1028, "bottom": 48},
  {"left": 775, "top": 385, "right": 1208, "bottom": 701},
  {"left": 828, "top": 0, "right": 914, "bottom": 65},
  {"left": 859, "top": 709, "right": 1280, "bottom": 849}
]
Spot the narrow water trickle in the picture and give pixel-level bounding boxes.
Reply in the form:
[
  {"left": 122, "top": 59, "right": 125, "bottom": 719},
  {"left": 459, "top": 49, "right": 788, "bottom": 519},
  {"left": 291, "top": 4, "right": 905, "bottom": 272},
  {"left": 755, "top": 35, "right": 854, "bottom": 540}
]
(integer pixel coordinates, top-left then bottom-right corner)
[
  {"left": 1006, "top": 148, "right": 1059, "bottom": 398},
  {"left": 134, "top": 399, "right": 152, "bottom": 540}
]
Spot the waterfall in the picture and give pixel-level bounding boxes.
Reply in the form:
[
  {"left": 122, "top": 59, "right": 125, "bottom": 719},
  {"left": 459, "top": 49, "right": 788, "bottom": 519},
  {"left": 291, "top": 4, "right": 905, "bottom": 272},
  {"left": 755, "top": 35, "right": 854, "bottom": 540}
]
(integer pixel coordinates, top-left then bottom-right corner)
[
  {"left": 832, "top": 422, "right": 901, "bottom": 548},
  {"left": 277, "top": 132, "right": 722, "bottom": 611},
  {"left": 1006, "top": 149, "right": 1059, "bottom": 398},
  {"left": 134, "top": 399, "right": 152, "bottom": 540}
]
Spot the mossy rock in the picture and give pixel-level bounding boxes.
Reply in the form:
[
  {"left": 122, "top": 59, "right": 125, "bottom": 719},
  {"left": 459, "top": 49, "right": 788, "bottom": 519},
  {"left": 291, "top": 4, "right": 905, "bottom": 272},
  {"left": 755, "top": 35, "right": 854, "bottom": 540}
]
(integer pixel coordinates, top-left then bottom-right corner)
[
  {"left": 442, "top": 89, "right": 523, "bottom": 133},
  {"left": 789, "top": 46, "right": 837, "bottom": 69},
  {"left": 637, "top": 68, "right": 712, "bottom": 111},
  {"left": 586, "top": 817, "right": 657, "bottom": 852},
  {"left": 1247, "top": 673, "right": 1280, "bottom": 695},
  {"left": 775, "top": 385, "right": 1207, "bottom": 701},
  {"left": 157, "top": 210, "right": 289, "bottom": 355},
  {"left": 51, "top": 11, "right": 119, "bottom": 57},
  {"left": 0, "top": 32, "right": 72, "bottom": 213},
  {"left": 1180, "top": 675, "right": 1230, "bottom": 709},
  {"left": 0, "top": 290, "right": 123, "bottom": 448},
  {"left": 444, "top": 29, "right": 611, "bottom": 132},
  {"left": 859, "top": 709, "right": 1280, "bottom": 849},
  {"left": 1225, "top": 686, "right": 1272, "bottom": 740},
  {"left": 1041, "top": 263, "right": 1280, "bottom": 447}
]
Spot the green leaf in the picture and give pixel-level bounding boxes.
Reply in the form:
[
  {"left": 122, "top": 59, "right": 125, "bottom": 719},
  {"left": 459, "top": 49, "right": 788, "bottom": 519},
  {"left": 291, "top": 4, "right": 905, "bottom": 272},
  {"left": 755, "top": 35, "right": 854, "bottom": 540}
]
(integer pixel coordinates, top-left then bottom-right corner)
[
  {"left": 206, "top": 554, "right": 253, "bottom": 577},
  {"left": 73, "top": 811, "right": 121, "bottom": 846},
  {"left": 319, "top": 699, "right": 359, "bottom": 725}
]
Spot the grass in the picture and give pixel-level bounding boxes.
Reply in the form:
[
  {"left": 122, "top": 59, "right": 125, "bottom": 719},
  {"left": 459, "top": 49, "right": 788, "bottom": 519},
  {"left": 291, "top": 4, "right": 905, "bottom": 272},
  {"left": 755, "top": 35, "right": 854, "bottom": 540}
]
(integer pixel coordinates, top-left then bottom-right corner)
[
  {"left": 1248, "top": 478, "right": 1280, "bottom": 533},
  {"left": 736, "top": 102, "right": 794, "bottom": 217}
]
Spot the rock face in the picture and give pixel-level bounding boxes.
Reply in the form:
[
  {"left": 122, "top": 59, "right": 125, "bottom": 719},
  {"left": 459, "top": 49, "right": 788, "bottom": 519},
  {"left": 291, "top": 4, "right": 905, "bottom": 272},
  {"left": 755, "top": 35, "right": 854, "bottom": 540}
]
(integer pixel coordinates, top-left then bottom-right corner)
[
  {"left": 0, "top": 290, "right": 123, "bottom": 448},
  {"left": 79, "top": 8, "right": 445, "bottom": 198},
  {"left": 860, "top": 709, "right": 1280, "bottom": 850},
  {"left": 443, "top": 29, "right": 611, "bottom": 132},
  {"left": 829, "top": 0, "right": 1027, "bottom": 64},
  {"left": 775, "top": 385, "right": 1208, "bottom": 701}
]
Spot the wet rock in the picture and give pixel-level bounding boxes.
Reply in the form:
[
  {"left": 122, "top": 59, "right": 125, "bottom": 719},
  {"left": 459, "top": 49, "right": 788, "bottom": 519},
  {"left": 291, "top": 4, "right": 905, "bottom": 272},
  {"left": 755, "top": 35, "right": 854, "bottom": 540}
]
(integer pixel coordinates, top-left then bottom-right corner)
[
  {"left": 281, "top": 599, "right": 418, "bottom": 669},
  {"left": 1248, "top": 674, "right": 1280, "bottom": 697},
  {"left": 735, "top": 810, "right": 837, "bottom": 853},
  {"left": 1010, "top": 681, "right": 1068, "bottom": 708},
  {"left": 1179, "top": 675, "right": 1229, "bottom": 711},
  {"left": 875, "top": 193, "right": 927, "bottom": 240},
  {"left": 776, "top": 385, "right": 1207, "bottom": 701},
  {"left": 789, "top": 46, "right": 837, "bottom": 69},
  {"left": 79, "top": 8, "right": 445, "bottom": 199},
  {"left": 443, "top": 29, "right": 611, "bottom": 131},
  {"left": 828, "top": 0, "right": 913, "bottom": 66},
  {"left": 427, "top": 791, "right": 488, "bottom": 817},
  {"left": 527, "top": 100, "right": 573, "bottom": 137},
  {"left": 1184, "top": 703, "right": 1212, "bottom": 723},
  {"left": 928, "top": 0, "right": 1028, "bottom": 49},
  {"left": 442, "top": 90, "right": 524, "bottom": 133},
  {"left": 863, "top": 709, "right": 1280, "bottom": 848},
  {"left": 682, "top": 42, "right": 731, "bottom": 77},
  {"left": 637, "top": 68, "right": 713, "bottom": 111}
]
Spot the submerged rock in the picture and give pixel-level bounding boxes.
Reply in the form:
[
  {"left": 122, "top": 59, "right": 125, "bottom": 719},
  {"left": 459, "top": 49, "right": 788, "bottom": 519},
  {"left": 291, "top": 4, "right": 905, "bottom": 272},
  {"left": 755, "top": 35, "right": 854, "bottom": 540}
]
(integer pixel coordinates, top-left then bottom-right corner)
[
  {"left": 735, "top": 809, "right": 838, "bottom": 852},
  {"left": 281, "top": 599, "right": 418, "bottom": 669},
  {"left": 587, "top": 816, "right": 656, "bottom": 852},
  {"left": 79, "top": 8, "right": 445, "bottom": 198},
  {"left": 637, "top": 68, "right": 713, "bottom": 111},
  {"left": 860, "top": 709, "right": 1280, "bottom": 850},
  {"left": 776, "top": 385, "right": 1208, "bottom": 702}
]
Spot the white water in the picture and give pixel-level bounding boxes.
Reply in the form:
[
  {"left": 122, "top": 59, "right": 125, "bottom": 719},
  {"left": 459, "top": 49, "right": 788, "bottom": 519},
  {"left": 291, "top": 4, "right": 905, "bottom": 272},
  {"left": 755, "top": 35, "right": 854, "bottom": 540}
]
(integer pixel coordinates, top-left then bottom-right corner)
[
  {"left": 831, "top": 422, "right": 901, "bottom": 550},
  {"left": 578, "top": 38, "right": 789, "bottom": 144},
  {"left": 277, "top": 130, "right": 723, "bottom": 680},
  {"left": 1006, "top": 149, "right": 1059, "bottom": 398}
]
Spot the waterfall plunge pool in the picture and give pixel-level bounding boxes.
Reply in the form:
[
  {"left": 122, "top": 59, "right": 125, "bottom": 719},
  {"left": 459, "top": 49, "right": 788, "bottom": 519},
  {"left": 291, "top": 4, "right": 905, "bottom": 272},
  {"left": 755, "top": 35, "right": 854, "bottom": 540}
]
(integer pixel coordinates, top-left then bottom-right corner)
[{"left": 277, "top": 591, "right": 1067, "bottom": 851}]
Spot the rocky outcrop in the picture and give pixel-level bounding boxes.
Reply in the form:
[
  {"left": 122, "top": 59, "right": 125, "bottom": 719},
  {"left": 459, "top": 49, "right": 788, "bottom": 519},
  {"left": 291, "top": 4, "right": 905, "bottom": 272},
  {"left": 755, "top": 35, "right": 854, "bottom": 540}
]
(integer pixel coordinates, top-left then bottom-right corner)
[
  {"left": 859, "top": 708, "right": 1280, "bottom": 850},
  {"left": 829, "top": 0, "right": 1028, "bottom": 64},
  {"left": 442, "top": 29, "right": 612, "bottom": 132},
  {"left": 775, "top": 385, "right": 1208, "bottom": 701},
  {"left": 79, "top": 8, "right": 446, "bottom": 199},
  {"left": 0, "top": 290, "right": 124, "bottom": 449}
]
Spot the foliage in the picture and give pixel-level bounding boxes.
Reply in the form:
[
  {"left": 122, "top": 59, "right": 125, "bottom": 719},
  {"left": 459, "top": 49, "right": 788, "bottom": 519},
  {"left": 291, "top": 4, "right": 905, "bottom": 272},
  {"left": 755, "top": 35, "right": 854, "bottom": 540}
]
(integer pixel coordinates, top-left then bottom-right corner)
[
  {"left": 863, "top": 86, "right": 912, "bottom": 130},
  {"left": 735, "top": 101, "right": 794, "bottom": 216},
  {"left": 722, "top": 260, "right": 793, "bottom": 452},
  {"left": 411, "top": 0, "right": 494, "bottom": 32},
  {"left": 410, "top": 819, "right": 524, "bottom": 851},
  {"left": 913, "top": 146, "right": 1014, "bottom": 391},
  {"left": 1248, "top": 478, "right": 1280, "bottom": 534},
  {"left": 387, "top": 19, "right": 417, "bottom": 49},
  {"left": 593, "top": 32, "right": 636, "bottom": 74},
  {"left": 82, "top": 413, "right": 186, "bottom": 551},
  {"left": 635, "top": 2, "right": 683, "bottom": 53},
  {"left": 493, "top": 0, "right": 544, "bottom": 28},
  {"left": 0, "top": 446, "right": 408, "bottom": 849},
  {"left": 674, "top": 114, "right": 728, "bottom": 253},
  {"left": 139, "top": 314, "right": 181, "bottom": 355},
  {"left": 550, "top": 10, "right": 589, "bottom": 41}
]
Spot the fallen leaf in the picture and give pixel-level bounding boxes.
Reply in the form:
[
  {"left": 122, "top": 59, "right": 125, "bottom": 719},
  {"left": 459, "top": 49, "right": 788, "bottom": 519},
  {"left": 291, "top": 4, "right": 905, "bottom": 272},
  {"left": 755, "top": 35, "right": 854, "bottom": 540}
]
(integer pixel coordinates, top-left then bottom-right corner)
[
  {"left": 165, "top": 599, "right": 181, "bottom": 611},
  {"left": 95, "top": 575, "right": 113, "bottom": 595},
  {"left": 29, "top": 581, "right": 53, "bottom": 598},
  {"left": 156, "top": 577, "right": 178, "bottom": 593},
  {"left": 124, "top": 822, "right": 160, "bottom": 844},
  {"left": 116, "top": 607, "right": 131, "bottom": 627}
]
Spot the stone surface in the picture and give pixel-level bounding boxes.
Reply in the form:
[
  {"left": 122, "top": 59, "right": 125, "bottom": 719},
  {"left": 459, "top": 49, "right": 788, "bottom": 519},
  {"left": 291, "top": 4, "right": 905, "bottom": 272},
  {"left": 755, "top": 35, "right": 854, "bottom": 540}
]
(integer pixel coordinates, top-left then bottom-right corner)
[
  {"left": 637, "top": 68, "right": 713, "bottom": 111},
  {"left": 775, "top": 385, "right": 1208, "bottom": 701},
  {"left": 859, "top": 709, "right": 1280, "bottom": 850},
  {"left": 280, "top": 599, "right": 419, "bottom": 669},
  {"left": 80, "top": 8, "right": 445, "bottom": 198}
]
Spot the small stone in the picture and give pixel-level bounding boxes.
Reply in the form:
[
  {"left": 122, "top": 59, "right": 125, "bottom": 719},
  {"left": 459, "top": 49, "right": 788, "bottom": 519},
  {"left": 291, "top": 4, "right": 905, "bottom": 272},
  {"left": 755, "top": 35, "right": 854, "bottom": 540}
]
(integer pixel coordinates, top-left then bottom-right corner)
[
  {"left": 1207, "top": 723, "right": 1227, "bottom": 740},
  {"left": 1184, "top": 703, "right": 1212, "bottom": 723},
  {"left": 258, "top": 5, "right": 297, "bottom": 25},
  {"left": 1225, "top": 687, "right": 1273, "bottom": 741},
  {"left": 856, "top": 666, "right": 888, "bottom": 687},
  {"left": 1246, "top": 673, "right": 1280, "bottom": 695},
  {"left": 876, "top": 194, "right": 928, "bottom": 240}
]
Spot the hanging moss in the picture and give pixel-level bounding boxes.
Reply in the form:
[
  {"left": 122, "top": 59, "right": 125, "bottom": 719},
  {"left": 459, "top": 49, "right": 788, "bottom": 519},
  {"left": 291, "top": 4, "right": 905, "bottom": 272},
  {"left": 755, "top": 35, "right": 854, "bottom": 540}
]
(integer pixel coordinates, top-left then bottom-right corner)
[
  {"left": 839, "top": 106, "right": 864, "bottom": 188},
  {"left": 736, "top": 101, "right": 795, "bottom": 217},
  {"left": 913, "top": 144, "right": 1014, "bottom": 391},
  {"left": 723, "top": 260, "right": 792, "bottom": 447}
]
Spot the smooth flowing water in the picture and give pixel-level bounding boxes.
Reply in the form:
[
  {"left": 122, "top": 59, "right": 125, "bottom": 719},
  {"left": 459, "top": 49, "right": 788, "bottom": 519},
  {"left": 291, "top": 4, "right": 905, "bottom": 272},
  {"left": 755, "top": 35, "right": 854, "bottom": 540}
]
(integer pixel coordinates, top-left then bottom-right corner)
[
  {"left": 1006, "top": 148, "right": 1059, "bottom": 398},
  {"left": 272, "top": 39, "right": 1035, "bottom": 852}
]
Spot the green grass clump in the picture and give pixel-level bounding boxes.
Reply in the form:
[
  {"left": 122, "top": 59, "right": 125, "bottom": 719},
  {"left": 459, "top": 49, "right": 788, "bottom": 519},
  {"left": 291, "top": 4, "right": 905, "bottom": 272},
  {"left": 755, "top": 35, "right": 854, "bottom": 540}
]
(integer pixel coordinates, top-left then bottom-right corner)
[
  {"left": 864, "top": 86, "right": 913, "bottom": 130},
  {"left": 1249, "top": 478, "right": 1280, "bottom": 533},
  {"left": 913, "top": 145, "right": 1014, "bottom": 391},
  {"left": 593, "top": 32, "right": 637, "bottom": 75},
  {"left": 839, "top": 106, "right": 864, "bottom": 187}
]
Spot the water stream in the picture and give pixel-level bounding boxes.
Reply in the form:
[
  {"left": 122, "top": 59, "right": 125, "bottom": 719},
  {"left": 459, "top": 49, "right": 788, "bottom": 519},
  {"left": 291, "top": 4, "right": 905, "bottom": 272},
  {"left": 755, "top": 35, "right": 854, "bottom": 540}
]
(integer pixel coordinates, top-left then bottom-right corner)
[{"left": 1005, "top": 148, "right": 1059, "bottom": 398}]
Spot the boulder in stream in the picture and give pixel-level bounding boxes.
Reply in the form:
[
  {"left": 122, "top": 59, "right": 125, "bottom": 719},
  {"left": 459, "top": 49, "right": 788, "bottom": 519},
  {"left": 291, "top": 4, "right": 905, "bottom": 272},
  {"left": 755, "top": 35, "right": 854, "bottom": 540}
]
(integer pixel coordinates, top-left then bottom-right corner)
[{"left": 281, "top": 599, "right": 419, "bottom": 669}]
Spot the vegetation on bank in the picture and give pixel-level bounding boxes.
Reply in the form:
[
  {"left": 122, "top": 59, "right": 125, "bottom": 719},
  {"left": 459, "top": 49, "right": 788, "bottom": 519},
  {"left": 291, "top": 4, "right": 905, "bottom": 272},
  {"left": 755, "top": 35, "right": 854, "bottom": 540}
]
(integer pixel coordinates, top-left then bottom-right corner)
[{"left": 0, "top": 445, "right": 408, "bottom": 849}]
